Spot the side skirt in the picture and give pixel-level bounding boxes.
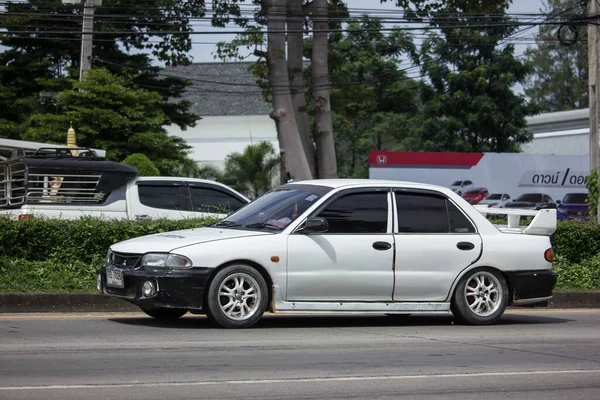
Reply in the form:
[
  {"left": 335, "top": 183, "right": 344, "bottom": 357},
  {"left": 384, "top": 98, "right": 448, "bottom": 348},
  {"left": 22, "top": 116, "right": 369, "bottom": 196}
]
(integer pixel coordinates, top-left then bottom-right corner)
[{"left": 270, "top": 285, "right": 450, "bottom": 313}]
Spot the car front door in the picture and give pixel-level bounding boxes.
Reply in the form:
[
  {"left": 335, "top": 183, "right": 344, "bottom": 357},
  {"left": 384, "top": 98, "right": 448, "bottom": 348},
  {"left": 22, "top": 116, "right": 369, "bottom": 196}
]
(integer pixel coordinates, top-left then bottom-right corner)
[
  {"left": 392, "top": 188, "right": 483, "bottom": 302},
  {"left": 286, "top": 188, "right": 395, "bottom": 302}
]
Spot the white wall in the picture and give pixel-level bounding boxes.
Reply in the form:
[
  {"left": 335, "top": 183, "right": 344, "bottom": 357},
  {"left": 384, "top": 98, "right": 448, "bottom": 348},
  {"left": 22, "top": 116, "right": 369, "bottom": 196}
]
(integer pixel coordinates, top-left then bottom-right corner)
[
  {"left": 521, "top": 129, "right": 589, "bottom": 156},
  {"left": 166, "top": 115, "right": 279, "bottom": 170},
  {"left": 166, "top": 115, "right": 281, "bottom": 187}
]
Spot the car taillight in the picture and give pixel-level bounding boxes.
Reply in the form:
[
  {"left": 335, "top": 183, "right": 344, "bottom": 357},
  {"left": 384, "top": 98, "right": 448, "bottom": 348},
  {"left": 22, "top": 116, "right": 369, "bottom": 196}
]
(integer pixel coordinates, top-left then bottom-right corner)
[{"left": 544, "top": 248, "right": 554, "bottom": 263}]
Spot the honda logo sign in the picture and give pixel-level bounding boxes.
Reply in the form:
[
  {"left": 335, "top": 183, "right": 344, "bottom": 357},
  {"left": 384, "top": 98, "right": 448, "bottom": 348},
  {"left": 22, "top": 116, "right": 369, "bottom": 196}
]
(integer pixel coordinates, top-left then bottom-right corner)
[{"left": 376, "top": 155, "right": 387, "bottom": 165}]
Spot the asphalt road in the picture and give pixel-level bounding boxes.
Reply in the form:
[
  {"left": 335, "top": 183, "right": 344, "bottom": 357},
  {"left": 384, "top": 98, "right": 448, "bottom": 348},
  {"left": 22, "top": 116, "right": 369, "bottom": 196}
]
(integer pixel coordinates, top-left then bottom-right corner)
[{"left": 0, "top": 309, "right": 599, "bottom": 400}]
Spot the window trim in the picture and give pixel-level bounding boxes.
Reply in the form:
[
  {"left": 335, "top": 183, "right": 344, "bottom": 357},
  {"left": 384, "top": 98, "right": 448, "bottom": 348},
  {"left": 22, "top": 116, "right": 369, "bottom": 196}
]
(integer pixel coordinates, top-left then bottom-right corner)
[
  {"left": 292, "top": 187, "right": 393, "bottom": 235},
  {"left": 392, "top": 188, "right": 478, "bottom": 235}
]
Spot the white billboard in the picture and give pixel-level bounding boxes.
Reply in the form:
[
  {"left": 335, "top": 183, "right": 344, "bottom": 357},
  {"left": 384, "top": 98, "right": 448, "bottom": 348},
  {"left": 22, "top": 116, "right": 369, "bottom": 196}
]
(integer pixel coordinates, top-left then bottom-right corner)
[{"left": 368, "top": 151, "right": 589, "bottom": 203}]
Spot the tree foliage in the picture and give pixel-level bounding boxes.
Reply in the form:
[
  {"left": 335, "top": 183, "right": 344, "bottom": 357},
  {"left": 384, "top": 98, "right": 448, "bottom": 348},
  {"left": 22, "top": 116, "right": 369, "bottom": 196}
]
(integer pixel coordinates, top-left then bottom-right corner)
[
  {"left": 523, "top": 0, "right": 588, "bottom": 112},
  {"left": 0, "top": 0, "right": 202, "bottom": 139},
  {"left": 223, "top": 141, "right": 280, "bottom": 199},
  {"left": 23, "top": 68, "right": 193, "bottom": 175},
  {"left": 312, "top": 16, "right": 420, "bottom": 178},
  {"left": 122, "top": 153, "right": 161, "bottom": 176},
  {"left": 391, "top": 0, "right": 537, "bottom": 152}
]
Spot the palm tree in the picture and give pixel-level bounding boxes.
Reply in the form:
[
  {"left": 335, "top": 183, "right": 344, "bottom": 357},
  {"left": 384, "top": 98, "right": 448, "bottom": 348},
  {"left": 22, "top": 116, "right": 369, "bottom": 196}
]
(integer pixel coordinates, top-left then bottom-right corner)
[{"left": 223, "top": 142, "right": 280, "bottom": 199}]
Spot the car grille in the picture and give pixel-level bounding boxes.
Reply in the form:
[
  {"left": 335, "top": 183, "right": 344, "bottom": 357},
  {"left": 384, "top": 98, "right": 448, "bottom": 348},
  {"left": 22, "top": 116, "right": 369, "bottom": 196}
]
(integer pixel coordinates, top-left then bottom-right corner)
[{"left": 109, "top": 252, "right": 142, "bottom": 269}]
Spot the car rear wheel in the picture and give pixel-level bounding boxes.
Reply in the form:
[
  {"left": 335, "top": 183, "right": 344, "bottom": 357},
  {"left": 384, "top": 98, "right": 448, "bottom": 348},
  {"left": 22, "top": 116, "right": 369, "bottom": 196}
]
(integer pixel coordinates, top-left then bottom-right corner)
[
  {"left": 451, "top": 268, "right": 508, "bottom": 325},
  {"left": 205, "top": 264, "right": 268, "bottom": 329},
  {"left": 140, "top": 307, "right": 188, "bottom": 320}
]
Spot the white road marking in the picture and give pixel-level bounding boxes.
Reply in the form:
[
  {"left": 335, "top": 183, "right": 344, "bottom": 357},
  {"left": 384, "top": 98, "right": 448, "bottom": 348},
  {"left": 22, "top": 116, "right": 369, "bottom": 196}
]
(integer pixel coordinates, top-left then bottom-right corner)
[{"left": 1, "top": 369, "right": 600, "bottom": 391}]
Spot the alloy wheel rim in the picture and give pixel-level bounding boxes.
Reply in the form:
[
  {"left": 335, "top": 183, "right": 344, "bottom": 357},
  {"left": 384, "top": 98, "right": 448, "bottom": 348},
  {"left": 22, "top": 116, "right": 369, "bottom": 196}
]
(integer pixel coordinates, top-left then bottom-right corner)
[
  {"left": 464, "top": 271, "right": 502, "bottom": 317},
  {"left": 218, "top": 273, "right": 261, "bottom": 321}
]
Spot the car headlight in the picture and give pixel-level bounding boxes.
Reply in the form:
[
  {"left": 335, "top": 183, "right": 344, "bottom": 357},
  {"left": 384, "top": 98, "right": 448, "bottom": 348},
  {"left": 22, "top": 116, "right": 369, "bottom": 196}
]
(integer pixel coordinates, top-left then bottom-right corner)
[{"left": 141, "top": 253, "right": 193, "bottom": 269}]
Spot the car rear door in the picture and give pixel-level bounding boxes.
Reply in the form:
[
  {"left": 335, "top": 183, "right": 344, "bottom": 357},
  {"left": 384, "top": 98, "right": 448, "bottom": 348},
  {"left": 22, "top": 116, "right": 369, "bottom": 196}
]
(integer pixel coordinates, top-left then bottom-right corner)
[{"left": 392, "top": 188, "right": 482, "bottom": 302}]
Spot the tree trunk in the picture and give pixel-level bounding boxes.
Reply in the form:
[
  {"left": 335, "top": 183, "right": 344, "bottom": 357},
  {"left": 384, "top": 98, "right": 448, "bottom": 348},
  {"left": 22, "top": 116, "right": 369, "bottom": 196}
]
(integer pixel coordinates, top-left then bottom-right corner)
[
  {"left": 266, "top": 0, "right": 313, "bottom": 181},
  {"left": 311, "top": 0, "right": 338, "bottom": 179},
  {"left": 287, "top": 0, "right": 316, "bottom": 177}
]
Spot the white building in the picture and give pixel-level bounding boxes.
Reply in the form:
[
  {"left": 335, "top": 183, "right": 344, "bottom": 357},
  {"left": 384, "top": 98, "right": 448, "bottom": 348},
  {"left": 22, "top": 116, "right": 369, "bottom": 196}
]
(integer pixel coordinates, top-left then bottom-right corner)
[
  {"left": 521, "top": 108, "right": 589, "bottom": 156},
  {"left": 164, "top": 62, "right": 279, "bottom": 172}
]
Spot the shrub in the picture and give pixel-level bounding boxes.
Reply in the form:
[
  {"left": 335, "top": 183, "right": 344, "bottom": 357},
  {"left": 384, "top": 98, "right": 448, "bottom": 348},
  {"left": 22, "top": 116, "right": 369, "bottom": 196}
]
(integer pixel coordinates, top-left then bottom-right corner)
[
  {"left": 550, "top": 220, "right": 600, "bottom": 264},
  {"left": 0, "top": 216, "right": 217, "bottom": 264},
  {"left": 122, "top": 153, "right": 160, "bottom": 176}
]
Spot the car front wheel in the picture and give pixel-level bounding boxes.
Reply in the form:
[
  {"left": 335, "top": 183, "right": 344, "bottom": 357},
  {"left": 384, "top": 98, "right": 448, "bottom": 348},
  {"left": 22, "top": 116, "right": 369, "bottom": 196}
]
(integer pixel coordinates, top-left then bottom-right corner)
[
  {"left": 205, "top": 265, "right": 268, "bottom": 329},
  {"left": 451, "top": 268, "right": 508, "bottom": 325}
]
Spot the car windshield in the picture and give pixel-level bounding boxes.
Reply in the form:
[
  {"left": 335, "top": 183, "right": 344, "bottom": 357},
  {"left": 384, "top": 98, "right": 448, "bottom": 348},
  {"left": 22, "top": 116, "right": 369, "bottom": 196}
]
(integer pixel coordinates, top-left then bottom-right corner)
[
  {"left": 209, "top": 185, "right": 332, "bottom": 232},
  {"left": 451, "top": 181, "right": 463, "bottom": 186},
  {"left": 562, "top": 193, "right": 588, "bottom": 203},
  {"left": 486, "top": 194, "right": 502, "bottom": 200},
  {"left": 516, "top": 193, "right": 543, "bottom": 202}
]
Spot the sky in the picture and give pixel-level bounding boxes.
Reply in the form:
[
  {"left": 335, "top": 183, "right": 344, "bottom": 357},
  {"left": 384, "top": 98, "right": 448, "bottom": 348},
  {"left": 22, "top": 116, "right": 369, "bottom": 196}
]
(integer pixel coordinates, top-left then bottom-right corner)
[{"left": 185, "top": 0, "right": 548, "bottom": 63}]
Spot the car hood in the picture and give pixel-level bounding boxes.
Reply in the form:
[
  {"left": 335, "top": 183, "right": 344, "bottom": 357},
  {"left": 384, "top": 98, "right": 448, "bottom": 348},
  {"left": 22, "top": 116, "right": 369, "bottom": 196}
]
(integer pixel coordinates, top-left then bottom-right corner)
[{"left": 110, "top": 227, "right": 273, "bottom": 254}]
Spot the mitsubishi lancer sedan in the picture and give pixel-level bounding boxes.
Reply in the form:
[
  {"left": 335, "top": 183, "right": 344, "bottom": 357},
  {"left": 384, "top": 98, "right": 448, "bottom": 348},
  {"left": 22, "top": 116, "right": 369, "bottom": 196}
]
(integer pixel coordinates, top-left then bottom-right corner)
[{"left": 97, "top": 179, "right": 558, "bottom": 329}]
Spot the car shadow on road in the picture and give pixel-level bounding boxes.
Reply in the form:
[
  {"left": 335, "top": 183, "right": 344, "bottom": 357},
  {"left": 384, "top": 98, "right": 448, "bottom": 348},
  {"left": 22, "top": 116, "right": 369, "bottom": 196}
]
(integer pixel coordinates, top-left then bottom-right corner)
[{"left": 107, "top": 311, "right": 573, "bottom": 329}]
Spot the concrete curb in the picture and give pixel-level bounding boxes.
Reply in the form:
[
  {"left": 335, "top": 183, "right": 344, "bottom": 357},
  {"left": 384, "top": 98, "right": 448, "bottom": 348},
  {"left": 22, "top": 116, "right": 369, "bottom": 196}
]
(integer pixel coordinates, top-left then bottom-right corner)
[{"left": 1, "top": 291, "right": 600, "bottom": 313}]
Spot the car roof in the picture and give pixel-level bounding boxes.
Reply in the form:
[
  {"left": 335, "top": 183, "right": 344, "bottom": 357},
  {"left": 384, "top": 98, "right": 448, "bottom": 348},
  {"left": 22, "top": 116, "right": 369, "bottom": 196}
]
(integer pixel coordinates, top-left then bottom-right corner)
[{"left": 285, "top": 178, "right": 447, "bottom": 191}]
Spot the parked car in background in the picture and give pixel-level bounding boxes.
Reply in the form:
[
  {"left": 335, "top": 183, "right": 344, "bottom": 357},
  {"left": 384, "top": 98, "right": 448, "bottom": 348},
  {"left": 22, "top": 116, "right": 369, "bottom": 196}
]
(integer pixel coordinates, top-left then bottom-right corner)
[
  {"left": 557, "top": 192, "right": 589, "bottom": 220},
  {"left": 99, "top": 179, "right": 558, "bottom": 329},
  {"left": 449, "top": 180, "right": 473, "bottom": 195},
  {"left": 478, "top": 193, "right": 511, "bottom": 208},
  {"left": 461, "top": 187, "right": 489, "bottom": 205},
  {"left": 0, "top": 147, "right": 250, "bottom": 220},
  {"left": 503, "top": 193, "right": 556, "bottom": 210}
]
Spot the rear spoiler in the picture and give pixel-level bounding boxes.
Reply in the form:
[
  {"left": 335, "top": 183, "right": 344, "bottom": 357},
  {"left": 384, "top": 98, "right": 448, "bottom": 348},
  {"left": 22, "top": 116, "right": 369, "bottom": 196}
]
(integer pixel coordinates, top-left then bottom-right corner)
[{"left": 474, "top": 205, "right": 557, "bottom": 236}]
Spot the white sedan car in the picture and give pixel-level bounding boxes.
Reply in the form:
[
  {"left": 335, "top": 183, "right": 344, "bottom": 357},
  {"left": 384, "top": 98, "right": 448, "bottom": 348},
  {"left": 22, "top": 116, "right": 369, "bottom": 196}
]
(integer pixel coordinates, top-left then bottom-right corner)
[{"left": 97, "top": 179, "right": 558, "bottom": 329}]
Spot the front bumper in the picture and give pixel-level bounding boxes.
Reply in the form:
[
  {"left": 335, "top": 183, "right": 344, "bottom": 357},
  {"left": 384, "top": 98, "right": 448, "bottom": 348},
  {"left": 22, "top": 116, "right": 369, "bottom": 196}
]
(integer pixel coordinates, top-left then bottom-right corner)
[
  {"left": 97, "top": 264, "right": 213, "bottom": 311},
  {"left": 505, "top": 269, "right": 557, "bottom": 306}
]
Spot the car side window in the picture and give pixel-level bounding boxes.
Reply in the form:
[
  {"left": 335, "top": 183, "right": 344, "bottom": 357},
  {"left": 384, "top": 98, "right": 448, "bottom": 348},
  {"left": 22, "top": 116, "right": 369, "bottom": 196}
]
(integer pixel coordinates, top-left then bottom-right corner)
[
  {"left": 447, "top": 201, "right": 476, "bottom": 233},
  {"left": 138, "top": 185, "right": 186, "bottom": 211},
  {"left": 464, "top": 180, "right": 472, "bottom": 185},
  {"left": 544, "top": 195, "right": 552, "bottom": 202},
  {"left": 395, "top": 192, "right": 475, "bottom": 234},
  {"left": 395, "top": 192, "right": 448, "bottom": 233},
  {"left": 317, "top": 191, "right": 388, "bottom": 234},
  {"left": 190, "top": 186, "right": 245, "bottom": 214}
]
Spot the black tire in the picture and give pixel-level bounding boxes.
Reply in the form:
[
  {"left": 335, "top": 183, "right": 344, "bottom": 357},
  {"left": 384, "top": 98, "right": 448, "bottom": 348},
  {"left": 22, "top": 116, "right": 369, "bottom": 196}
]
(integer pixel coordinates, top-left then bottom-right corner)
[
  {"left": 205, "top": 264, "right": 268, "bottom": 329},
  {"left": 140, "top": 307, "right": 188, "bottom": 320},
  {"left": 451, "top": 268, "right": 508, "bottom": 325}
]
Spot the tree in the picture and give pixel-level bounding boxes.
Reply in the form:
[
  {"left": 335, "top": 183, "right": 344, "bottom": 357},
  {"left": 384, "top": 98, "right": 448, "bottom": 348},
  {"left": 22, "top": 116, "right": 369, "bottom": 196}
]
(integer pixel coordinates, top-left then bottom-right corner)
[
  {"left": 312, "top": 16, "right": 419, "bottom": 178},
  {"left": 223, "top": 141, "right": 281, "bottom": 199},
  {"left": 265, "top": 0, "right": 313, "bottom": 181},
  {"left": 311, "top": 0, "right": 338, "bottom": 179},
  {"left": 23, "top": 68, "right": 193, "bottom": 175},
  {"left": 0, "top": 0, "right": 203, "bottom": 139},
  {"left": 392, "top": 0, "right": 538, "bottom": 152},
  {"left": 212, "top": 0, "right": 348, "bottom": 180},
  {"left": 122, "top": 154, "right": 161, "bottom": 176},
  {"left": 523, "top": 0, "right": 588, "bottom": 112}
]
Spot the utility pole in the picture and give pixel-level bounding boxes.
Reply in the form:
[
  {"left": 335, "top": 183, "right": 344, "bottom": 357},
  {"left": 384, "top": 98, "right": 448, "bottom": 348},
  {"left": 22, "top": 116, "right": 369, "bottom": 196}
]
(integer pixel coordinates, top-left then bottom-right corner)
[
  {"left": 588, "top": 0, "right": 600, "bottom": 222},
  {"left": 63, "top": 0, "right": 102, "bottom": 81}
]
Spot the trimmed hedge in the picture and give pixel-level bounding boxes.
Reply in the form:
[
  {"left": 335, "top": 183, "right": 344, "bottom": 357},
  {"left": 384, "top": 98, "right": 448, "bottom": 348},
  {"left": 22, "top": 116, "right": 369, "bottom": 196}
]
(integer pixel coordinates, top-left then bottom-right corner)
[{"left": 0, "top": 216, "right": 599, "bottom": 292}]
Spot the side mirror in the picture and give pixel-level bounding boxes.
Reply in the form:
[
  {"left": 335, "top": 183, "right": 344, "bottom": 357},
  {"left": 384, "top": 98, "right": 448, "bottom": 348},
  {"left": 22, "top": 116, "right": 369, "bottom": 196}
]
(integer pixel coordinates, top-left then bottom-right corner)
[
  {"left": 556, "top": 200, "right": 561, "bottom": 204},
  {"left": 299, "top": 217, "right": 329, "bottom": 234}
]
